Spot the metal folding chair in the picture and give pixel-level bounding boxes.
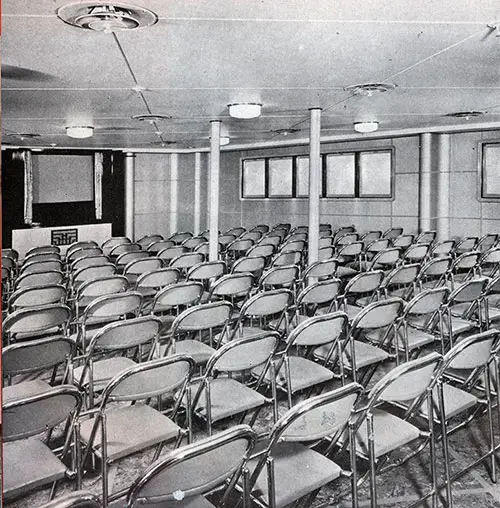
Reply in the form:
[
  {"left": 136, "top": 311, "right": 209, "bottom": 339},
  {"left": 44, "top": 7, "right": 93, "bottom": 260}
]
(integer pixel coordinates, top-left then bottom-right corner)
[
  {"left": 137, "top": 233, "right": 164, "bottom": 249},
  {"left": 122, "top": 256, "right": 162, "bottom": 285},
  {"left": 134, "top": 267, "right": 180, "bottom": 299},
  {"left": 7, "top": 284, "right": 66, "bottom": 312}
]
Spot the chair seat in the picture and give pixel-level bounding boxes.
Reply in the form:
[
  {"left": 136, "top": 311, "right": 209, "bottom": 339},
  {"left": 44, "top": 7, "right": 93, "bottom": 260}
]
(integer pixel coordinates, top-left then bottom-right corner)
[
  {"left": 419, "top": 383, "right": 478, "bottom": 420},
  {"left": 354, "top": 409, "right": 421, "bottom": 458},
  {"left": 3, "top": 379, "right": 52, "bottom": 403},
  {"left": 193, "top": 378, "right": 269, "bottom": 422},
  {"left": 215, "top": 326, "right": 269, "bottom": 345},
  {"left": 345, "top": 340, "right": 390, "bottom": 369},
  {"left": 109, "top": 496, "right": 215, "bottom": 508},
  {"left": 3, "top": 438, "right": 67, "bottom": 500},
  {"left": 73, "top": 357, "right": 137, "bottom": 390},
  {"left": 80, "top": 404, "right": 180, "bottom": 462},
  {"left": 443, "top": 316, "right": 477, "bottom": 336},
  {"left": 248, "top": 441, "right": 341, "bottom": 508},
  {"left": 318, "top": 303, "right": 361, "bottom": 321},
  {"left": 400, "top": 327, "right": 438, "bottom": 351},
  {"left": 168, "top": 340, "right": 216, "bottom": 365},
  {"left": 252, "top": 356, "right": 334, "bottom": 394},
  {"left": 336, "top": 266, "right": 359, "bottom": 278}
]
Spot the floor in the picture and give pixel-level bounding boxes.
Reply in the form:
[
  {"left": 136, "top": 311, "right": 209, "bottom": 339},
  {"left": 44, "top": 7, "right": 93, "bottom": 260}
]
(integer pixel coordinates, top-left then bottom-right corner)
[{"left": 5, "top": 361, "right": 500, "bottom": 508}]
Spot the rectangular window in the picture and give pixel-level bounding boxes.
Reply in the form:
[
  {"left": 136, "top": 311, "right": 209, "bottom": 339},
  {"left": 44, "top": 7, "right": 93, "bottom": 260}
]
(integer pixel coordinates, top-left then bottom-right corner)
[
  {"left": 481, "top": 143, "right": 500, "bottom": 198},
  {"left": 325, "top": 153, "right": 355, "bottom": 197},
  {"left": 296, "top": 156, "right": 309, "bottom": 197},
  {"left": 268, "top": 157, "right": 293, "bottom": 197},
  {"left": 359, "top": 151, "right": 392, "bottom": 197},
  {"left": 242, "top": 159, "right": 266, "bottom": 197}
]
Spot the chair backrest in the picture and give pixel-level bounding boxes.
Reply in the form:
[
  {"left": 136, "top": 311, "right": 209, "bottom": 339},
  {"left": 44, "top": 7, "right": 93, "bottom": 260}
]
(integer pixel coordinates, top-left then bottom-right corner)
[
  {"left": 286, "top": 232, "right": 307, "bottom": 243},
  {"left": 2, "top": 255, "right": 17, "bottom": 270},
  {"left": 157, "top": 246, "right": 188, "bottom": 261},
  {"left": 171, "top": 301, "right": 233, "bottom": 335},
  {"left": 123, "top": 257, "right": 162, "bottom": 276},
  {"left": 246, "top": 243, "right": 275, "bottom": 259},
  {"left": 208, "top": 273, "right": 254, "bottom": 301},
  {"left": 403, "top": 243, "right": 430, "bottom": 262},
  {"left": 110, "top": 243, "right": 142, "bottom": 257},
  {"left": 448, "top": 277, "right": 489, "bottom": 304},
  {"left": 392, "top": 234, "right": 414, "bottom": 248},
  {"left": 3, "top": 303, "right": 72, "bottom": 340},
  {"left": 125, "top": 425, "right": 255, "bottom": 506},
  {"left": 335, "top": 232, "right": 359, "bottom": 245},
  {"left": 383, "top": 227, "right": 404, "bottom": 239},
  {"left": 288, "top": 311, "right": 348, "bottom": 348},
  {"left": 477, "top": 234, "right": 498, "bottom": 252},
  {"left": 259, "top": 264, "right": 299, "bottom": 290},
  {"left": 240, "top": 231, "right": 263, "bottom": 242},
  {"left": 296, "top": 278, "right": 341, "bottom": 308},
  {"left": 365, "top": 238, "right": 390, "bottom": 254},
  {"left": 186, "top": 260, "right": 226, "bottom": 282},
  {"left": 102, "top": 237, "right": 131, "bottom": 255},
  {"left": 225, "top": 226, "right": 246, "bottom": 237},
  {"left": 251, "top": 224, "right": 270, "bottom": 234},
  {"left": 3, "top": 336, "right": 75, "bottom": 379},
  {"left": 169, "top": 231, "right": 193, "bottom": 244},
  {"left": 369, "top": 247, "right": 400, "bottom": 268},
  {"left": 137, "top": 234, "right": 164, "bottom": 248},
  {"left": 25, "top": 245, "right": 60, "bottom": 257},
  {"left": 23, "top": 252, "right": 61, "bottom": 265},
  {"left": 431, "top": 240, "right": 455, "bottom": 257},
  {"left": 151, "top": 281, "right": 203, "bottom": 312},
  {"left": 403, "top": 286, "right": 449, "bottom": 317},
  {"left": 14, "top": 270, "right": 64, "bottom": 289},
  {"left": 73, "top": 264, "right": 116, "bottom": 284},
  {"left": 415, "top": 231, "right": 436, "bottom": 244},
  {"left": 66, "top": 241, "right": 98, "bottom": 258},
  {"left": 231, "top": 255, "right": 266, "bottom": 275},
  {"left": 169, "top": 252, "right": 205, "bottom": 270},
  {"left": 441, "top": 329, "right": 499, "bottom": 371},
  {"left": 71, "top": 255, "right": 110, "bottom": 272},
  {"left": 218, "top": 234, "right": 237, "bottom": 246},
  {"left": 75, "top": 275, "right": 129, "bottom": 301},
  {"left": 82, "top": 291, "right": 143, "bottom": 322},
  {"left": 8, "top": 284, "right": 66, "bottom": 311},
  {"left": 3, "top": 384, "right": 82, "bottom": 442},
  {"left": 451, "top": 251, "right": 481, "bottom": 271},
  {"left": 115, "top": 250, "right": 150, "bottom": 267},
  {"left": 338, "top": 241, "right": 363, "bottom": 257},
  {"left": 280, "top": 240, "right": 305, "bottom": 253},
  {"left": 368, "top": 352, "right": 442, "bottom": 405},
  {"left": 135, "top": 267, "right": 180, "bottom": 291},
  {"left": 239, "top": 288, "right": 292, "bottom": 320},
  {"left": 258, "top": 235, "right": 282, "bottom": 247},
  {"left": 182, "top": 236, "right": 207, "bottom": 250},
  {"left": 2, "top": 248, "right": 19, "bottom": 262},
  {"left": 343, "top": 270, "right": 384, "bottom": 296},
  {"left": 319, "top": 246, "right": 335, "bottom": 260},
  {"left": 68, "top": 247, "right": 103, "bottom": 262},
  {"left": 319, "top": 235, "right": 334, "bottom": 247},
  {"left": 271, "top": 249, "right": 302, "bottom": 267},
  {"left": 479, "top": 246, "right": 500, "bottom": 267},
  {"left": 361, "top": 231, "right": 383, "bottom": 245},
  {"left": 227, "top": 238, "right": 254, "bottom": 253},
  {"left": 382, "top": 263, "right": 419, "bottom": 288},
  {"left": 454, "top": 236, "right": 478, "bottom": 254},
  {"left": 351, "top": 297, "right": 404, "bottom": 331},
  {"left": 302, "top": 258, "right": 338, "bottom": 280},
  {"left": 418, "top": 256, "right": 452, "bottom": 278},
  {"left": 19, "top": 259, "right": 64, "bottom": 274},
  {"left": 147, "top": 240, "right": 176, "bottom": 253}
]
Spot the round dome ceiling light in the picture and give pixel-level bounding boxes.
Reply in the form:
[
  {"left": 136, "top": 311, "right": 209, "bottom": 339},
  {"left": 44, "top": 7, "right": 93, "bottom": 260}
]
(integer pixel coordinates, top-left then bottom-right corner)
[
  {"left": 446, "top": 111, "right": 486, "bottom": 121},
  {"left": 354, "top": 121, "right": 379, "bottom": 133},
  {"left": 132, "top": 114, "right": 172, "bottom": 123},
  {"left": 57, "top": 2, "right": 158, "bottom": 33},
  {"left": 209, "top": 136, "right": 230, "bottom": 146},
  {"left": 344, "top": 83, "right": 397, "bottom": 97},
  {"left": 228, "top": 103, "right": 262, "bottom": 119},
  {"left": 66, "top": 126, "right": 94, "bottom": 138}
]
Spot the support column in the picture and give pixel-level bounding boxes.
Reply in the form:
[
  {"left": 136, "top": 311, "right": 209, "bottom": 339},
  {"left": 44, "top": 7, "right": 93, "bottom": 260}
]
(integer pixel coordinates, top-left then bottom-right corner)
[
  {"left": 170, "top": 153, "right": 178, "bottom": 235},
  {"left": 437, "top": 133, "right": 451, "bottom": 240},
  {"left": 194, "top": 152, "right": 202, "bottom": 235},
  {"left": 419, "top": 133, "right": 432, "bottom": 232},
  {"left": 124, "top": 152, "right": 135, "bottom": 240},
  {"left": 308, "top": 108, "right": 322, "bottom": 265},
  {"left": 209, "top": 121, "right": 221, "bottom": 261}
]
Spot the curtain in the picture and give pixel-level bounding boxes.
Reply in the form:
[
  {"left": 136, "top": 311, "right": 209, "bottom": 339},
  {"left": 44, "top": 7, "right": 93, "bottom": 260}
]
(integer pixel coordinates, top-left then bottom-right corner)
[
  {"left": 23, "top": 150, "right": 33, "bottom": 225},
  {"left": 94, "top": 152, "right": 103, "bottom": 220}
]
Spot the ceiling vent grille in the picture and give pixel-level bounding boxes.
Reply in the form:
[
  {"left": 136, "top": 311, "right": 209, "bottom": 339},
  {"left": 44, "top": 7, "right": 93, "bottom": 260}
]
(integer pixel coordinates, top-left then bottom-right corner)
[
  {"left": 57, "top": 2, "right": 158, "bottom": 33},
  {"left": 344, "top": 83, "right": 397, "bottom": 96}
]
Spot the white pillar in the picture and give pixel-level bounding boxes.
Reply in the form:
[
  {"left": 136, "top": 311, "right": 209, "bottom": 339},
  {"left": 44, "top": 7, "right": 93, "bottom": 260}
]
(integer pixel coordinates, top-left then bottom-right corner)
[
  {"left": 194, "top": 152, "right": 201, "bottom": 235},
  {"left": 169, "top": 153, "right": 178, "bottom": 235},
  {"left": 209, "top": 121, "right": 221, "bottom": 261},
  {"left": 124, "top": 152, "right": 135, "bottom": 240},
  {"left": 419, "top": 133, "right": 432, "bottom": 232},
  {"left": 308, "top": 108, "right": 322, "bottom": 265},
  {"left": 437, "top": 133, "right": 451, "bottom": 240}
]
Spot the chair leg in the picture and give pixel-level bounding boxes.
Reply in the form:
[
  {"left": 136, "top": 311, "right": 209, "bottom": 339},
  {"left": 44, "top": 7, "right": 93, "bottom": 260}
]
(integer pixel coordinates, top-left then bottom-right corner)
[
  {"left": 437, "top": 385, "right": 453, "bottom": 508},
  {"left": 367, "top": 414, "right": 378, "bottom": 508}
]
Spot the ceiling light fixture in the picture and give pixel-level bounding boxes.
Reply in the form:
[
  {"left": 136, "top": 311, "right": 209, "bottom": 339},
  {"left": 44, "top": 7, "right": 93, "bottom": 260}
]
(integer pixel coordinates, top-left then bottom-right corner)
[
  {"left": 354, "top": 121, "right": 379, "bottom": 133},
  {"left": 228, "top": 103, "right": 262, "bottom": 119},
  {"left": 57, "top": 2, "right": 158, "bottom": 33},
  {"left": 446, "top": 111, "right": 485, "bottom": 121},
  {"left": 344, "top": 83, "right": 397, "bottom": 97},
  {"left": 66, "top": 126, "right": 94, "bottom": 138},
  {"left": 209, "top": 136, "right": 230, "bottom": 146}
]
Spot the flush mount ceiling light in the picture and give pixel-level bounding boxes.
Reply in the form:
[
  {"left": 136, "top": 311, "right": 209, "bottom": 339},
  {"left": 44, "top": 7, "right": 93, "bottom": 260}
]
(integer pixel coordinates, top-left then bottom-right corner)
[
  {"left": 57, "top": 2, "right": 158, "bottom": 33},
  {"left": 354, "top": 121, "right": 379, "bottom": 133},
  {"left": 66, "top": 126, "right": 94, "bottom": 138},
  {"left": 132, "top": 114, "right": 172, "bottom": 123},
  {"left": 344, "top": 83, "right": 397, "bottom": 97},
  {"left": 228, "top": 103, "right": 262, "bottom": 119},
  {"left": 446, "top": 111, "right": 486, "bottom": 120},
  {"left": 271, "top": 128, "right": 301, "bottom": 136}
]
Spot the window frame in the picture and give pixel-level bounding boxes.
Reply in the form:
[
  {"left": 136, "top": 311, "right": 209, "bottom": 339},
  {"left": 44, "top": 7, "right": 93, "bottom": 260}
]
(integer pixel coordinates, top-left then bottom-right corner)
[
  {"left": 240, "top": 146, "right": 394, "bottom": 200},
  {"left": 479, "top": 140, "right": 500, "bottom": 200}
]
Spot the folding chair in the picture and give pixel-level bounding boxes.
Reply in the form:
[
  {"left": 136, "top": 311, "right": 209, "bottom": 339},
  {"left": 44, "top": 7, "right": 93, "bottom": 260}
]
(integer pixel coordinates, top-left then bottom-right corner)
[
  {"left": 400, "top": 242, "right": 431, "bottom": 265},
  {"left": 266, "top": 311, "right": 349, "bottom": 408},
  {"left": 164, "top": 300, "right": 233, "bottom": 365},
  {"left": 335, "top": 242, "right": 364, "bottom": 277},
  {"left": 258, "top": 234, "right": 282, "bottom": 248},
  {"left": 258, "top": 264, "right": 299, "bottom": 294},
  {"left": 416, "top": 256, "right": 452, "bottom": 291},
  {"left": 71, "top": 264, "right": 117, "bottom": 293},
  {"left": 430, "top": 240, "right": 456, "bottom": 258},
  {"left": 67, "top": 247, "right": 104, "bottom": 264},
  {"left": 79, "top": 356, "right": 196, "bottom": 506},
  {"left": 26, "top": 245, "right": 61, "bottom": 257},
  {"left": 392, "top": 234, "right": 414, "bottom": 250},
  {"left": 241, "top": 230, "right": 264, "bottom": 243},
  {"left": 66, "top": 241, "right": 98, "bottom": 260},
  {"left": 246, "top": 243, "right": 276, "bottom": 264},
  {"left": 396, "top": 286, "right": 450, "bottom": 361},
  {"left": 349, "top": 352, "right": 442, "bottom": 508},
  {"left": 232, "top": 255, "right": 266, "bottom": 278},
  {"left": 182, "top": 235, "right": 207, "bottom": 250},
  {"left": 279, "top": 239, "right": 305, "bottom": 253},
  {"left": 361, "top": 230, "right": 383, "bottom": 247},
  {"left": 24, "top": 251, "right": 61, "bottom": 264},
  {"left": 246, "top": 383, "right": 363, "bottom": 508},
  {"left": 252, "top": 224, "right": 271, "bottom": 234},
  {"left": 483, "top": 275, "right": 500, "bottom": 326},
  {"left": 3, "top": 303, "right": 72, "bottom": 346},
  {"left": 379, "top": 262, "right": 420, "bottom": 301},
  {"left": 362, "top": 238, "right": 390, "bottom": 262},
  {"left": 114, "top": 250, "right": 149, "bottom": 272},
  {"left": 226, "top": 238, "right": 255, "bottom": 265},
  {"left": 300, "top": 257, "right": 338, "bottom": 288},
  {"left": 359, "top": 247, "right": 400, "bottom": 272},
  {"left": 415, "top": 231, "right": 437, "bottom": 244},
  {"left": 3, "top": 385, "right": 83, "bottom": 502},
  {"left": 270, "top": 249, "right": 302, "bottom": 268},
  {"left": 70, "top": 255, "right": 110, "bottom": 272},
  {"left": 169, "top": 231, "right": 194, "bottom": 244},
  {"left": 383, "top": 226, "right": 404, "bottom": 240},
  {"left": 117, "top": 425, "right": 256, "bottom": 508},
  {"left": 14, "top": 269, "right": 65, "bottom": 290},
  {"left": 147, "top": 239, "right": 175, "bottom": 253},
  {"left": 448, "top": 251, "right": 481, "bottom": 287},
  {"left": 334, "top": 231, "right": 359, "bottom": 246},
  {"left": 477, "top": 233, "right": 498, "bottom": 253},
  {"left": 190, "top": 332, "right": 279, "bottom": 434},
  {"left": 72, "top": 315, "right": 163, "bottom": 408},
  {"left": 343, "top": 298, "right": 405, "bottom": 385},
  {"left": 207, "top": 272, "right": 254, "bottom": 311},
  {"left": 109, "top": 243, "right": 142, "bottom": 261},
  {"left": 477, "top": 246, "right": 500, "bottom": 278},
  {"left": 169, "top": 252, "right": 205, "bottom": 275},
  {"left": 319, "top": 245, "right": 335, "bottom": 260},
  {"left": 102, "top": 237, "right": 131, "bottom": 256},
  {"left": 157, "top": 245, "right": 188, "bottom": 263},
  {"left": 225, "top": 226, "right": 247, "bottom": 237},
  {"left": 453, "top": 236, "right": 478, "bottom": 256},
  {"left": 3, "top": 335, "right": 76, "bottom": 402},
  {"left": 20, "top": 259, "right": 64, "bottom": 275},
  {"left": 187, "top": 260, "right": 226, "bottom": 301}
]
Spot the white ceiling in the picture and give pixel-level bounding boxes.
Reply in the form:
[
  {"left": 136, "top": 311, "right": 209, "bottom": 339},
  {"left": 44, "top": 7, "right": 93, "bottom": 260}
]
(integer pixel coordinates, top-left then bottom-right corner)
[{"left": 2, "top": 0, "right": 500, "bottom": 151}]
